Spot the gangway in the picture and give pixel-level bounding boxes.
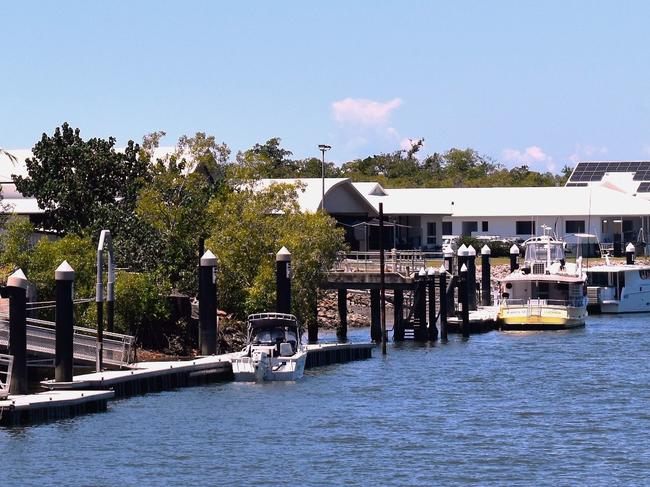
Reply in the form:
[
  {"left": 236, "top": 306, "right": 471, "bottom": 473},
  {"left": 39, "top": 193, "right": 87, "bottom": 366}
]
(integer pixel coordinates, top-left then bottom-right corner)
[{"left": 0, "top": 316, "right": 134, "bottom": 368}]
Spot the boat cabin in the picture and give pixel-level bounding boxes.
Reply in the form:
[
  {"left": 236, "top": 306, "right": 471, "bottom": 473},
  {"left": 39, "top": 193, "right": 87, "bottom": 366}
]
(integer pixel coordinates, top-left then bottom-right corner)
[
  {"left": 501, "top": 275, "right": 585, "bottom": 307},
  {"left": 247, "top": 313, "right": 300, "bottom": 356}
]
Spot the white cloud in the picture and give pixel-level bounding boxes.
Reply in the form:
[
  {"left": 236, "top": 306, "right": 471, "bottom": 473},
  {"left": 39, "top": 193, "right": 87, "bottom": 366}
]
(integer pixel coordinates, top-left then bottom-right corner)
[
  {"left": 332, "top": 97, "right": 402, "bottom": 126},
  {"left": 567, "top": 144, "right": 608, "bottom": 164},
  {"left": 502, "top": 145, "right": 557, "bottom": 172}
]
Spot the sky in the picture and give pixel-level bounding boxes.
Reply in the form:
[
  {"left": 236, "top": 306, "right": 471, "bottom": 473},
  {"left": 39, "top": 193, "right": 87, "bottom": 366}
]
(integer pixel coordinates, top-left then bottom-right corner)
[{"left": 3, "top": 1, "right": 650, "bottom": 173}]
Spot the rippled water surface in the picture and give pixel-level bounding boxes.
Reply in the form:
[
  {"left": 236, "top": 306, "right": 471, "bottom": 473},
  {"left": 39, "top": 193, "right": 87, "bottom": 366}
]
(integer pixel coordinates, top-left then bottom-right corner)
[{"left": 3, "top": 314, "right": 650, "bottom": 486}]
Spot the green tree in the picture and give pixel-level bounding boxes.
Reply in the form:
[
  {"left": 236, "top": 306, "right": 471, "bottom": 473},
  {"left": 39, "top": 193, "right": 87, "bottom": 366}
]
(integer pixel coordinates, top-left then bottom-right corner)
[
  {"left": 13, "top": 123, "right": 147, "bottom": 233},
  {"left": 0, "top": 216, "right": 35, "bottom": 273}
]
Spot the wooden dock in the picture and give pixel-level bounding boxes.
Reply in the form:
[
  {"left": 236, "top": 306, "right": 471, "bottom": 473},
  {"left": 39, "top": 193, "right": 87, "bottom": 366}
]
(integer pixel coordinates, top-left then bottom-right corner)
[{"left": 445, "top": 306, "right": 499, "bottom": 334}]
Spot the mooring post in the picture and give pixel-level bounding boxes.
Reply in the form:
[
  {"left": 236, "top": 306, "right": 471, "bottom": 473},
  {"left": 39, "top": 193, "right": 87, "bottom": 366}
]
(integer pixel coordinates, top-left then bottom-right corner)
[
  {"left": 309, "top": 297, "right": 319, "bottom": 344},
  {"left": 626, "top": 243, "right": 635, "bottom": 265},
  {"left": 370, "top": 289, "right": 381, "bottom": 342},
  {"left": 438, "top": 265, "right": 448, "bottom": 341},
  {"left": 276, "top": 246, "right": 292, "bottom": 314},
  {"left": 509, "top": 244, "right": 519, "bottom": 272},
  {"left": 460, "top": 264, "right": 470, "bottom": 338},
  {"left": 106, "top": 258, "right": 115, "bottom": 334},
  {"left": 481, "top": 245, "right": 491, "bottom": 306},
  {"left": 379, "top": 202, "right": 387, "bottom": 355},
  {"left": 427, "top": 267, "right": 438, "bottom": 341},
  {"left": 415, "top": 268, "right": 427, "bottom": 340},
  {"left": 55, "top": 261, "right": 75, "bottom": 383},
  {"left": 393, "top": 289, "right": 404, "bottom": 341},
  {"left": 7, "top": 269, "right": 28, "bottom": 395},
  {"left": 199, "top": 250, "right": 218, "bottom": 355},
  {"left": 444, "top": 247, "right": 454, "bottom": 274},
  {"left": 467, "top": 245, "right": 477, "bottom": 311},
  {"left": 337, "top": 288, "right": 348, "bottom": 342}
]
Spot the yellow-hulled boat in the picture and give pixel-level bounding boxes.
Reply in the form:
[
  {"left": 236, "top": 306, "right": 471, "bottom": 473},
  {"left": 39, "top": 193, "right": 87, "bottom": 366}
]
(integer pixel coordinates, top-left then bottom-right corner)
[{"left": 497, "top": 229, "right": 588, "bottom": 330}]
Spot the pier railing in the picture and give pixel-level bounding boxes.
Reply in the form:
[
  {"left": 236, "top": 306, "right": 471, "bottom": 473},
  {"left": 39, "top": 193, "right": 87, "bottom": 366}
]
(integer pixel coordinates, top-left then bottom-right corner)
[
  {"left": 331, "top": 250, "right": 441, "bottom": 274},
  {"left": 0, "top": 315, "right": 135, "bottom": 367},
  {"left": 0, "top": 353, "right": 13, "bottom": 399},
  {"left": 500, "top": 298, "right": 586, "bottom": 309}
]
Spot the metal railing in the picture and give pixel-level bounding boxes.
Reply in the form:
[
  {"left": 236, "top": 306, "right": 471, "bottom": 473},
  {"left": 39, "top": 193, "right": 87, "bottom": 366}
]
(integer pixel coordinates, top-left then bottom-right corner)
[
  {"left": 331, "top": 250, "right": 442, "bottom": 274},
  {"left": 0, "top": 353, "right": 13, "bottom": 399},
  {"left": 0, "top": 316, "right": 134, "bottom": 367},
  {"left": 499, "top": 298, "right": 586, "bottom": 309}
]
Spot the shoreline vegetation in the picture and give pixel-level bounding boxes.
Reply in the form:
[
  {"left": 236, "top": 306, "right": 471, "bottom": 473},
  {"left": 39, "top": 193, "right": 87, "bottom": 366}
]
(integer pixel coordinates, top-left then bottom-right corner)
[{"left": 0, "top": 126, "right": 583, "bottom": 357}]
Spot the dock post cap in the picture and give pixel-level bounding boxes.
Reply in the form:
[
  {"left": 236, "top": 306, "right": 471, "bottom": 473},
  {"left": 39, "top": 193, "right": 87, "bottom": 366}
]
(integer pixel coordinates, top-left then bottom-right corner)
[
  {"left": 460, "top": 263, "right": 468, "bottom": 272},
  {"left": 200, "top": 250, "right": 217, "bottom": 267},
  {"left": 427, "top": 266, "right": 436, "bottom": 276},
  {"left": 457, "top": 244, "right": 469, "bottom": 256},
  {"left": 467, "top": 245, "right": 476, "bottom": 256},
  {"left": 7, "top": 268, "right": 29, "bottom": 289},
  {"left": 276, "top": 246, "right": 292, "bottom": 262},
  {"left": 626, "top": 242, "right": 635, "bottom": 252},
  {"left": 418, "top": 268, "right": 426, "bottom": 277},
  {"left": 510, "top": 244, "right": 520, "bottom": 254},
  {"left": 481, "top": 244, "right": 491, "bottom": 255},
  {"left": 55, "top": 260, "right": 75, "bottom": 280},
  {"left": 438, "top": 264, "right": 447, "bottom": 273},
  {"left": 443, "top": 247, "right": 455, "bottom": 257}
]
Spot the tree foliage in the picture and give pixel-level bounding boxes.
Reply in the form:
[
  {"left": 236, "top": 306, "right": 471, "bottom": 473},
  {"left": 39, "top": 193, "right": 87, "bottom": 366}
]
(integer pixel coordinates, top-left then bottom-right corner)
[{"left": 13, "top": 123, "right": 147, "bottom": 233}]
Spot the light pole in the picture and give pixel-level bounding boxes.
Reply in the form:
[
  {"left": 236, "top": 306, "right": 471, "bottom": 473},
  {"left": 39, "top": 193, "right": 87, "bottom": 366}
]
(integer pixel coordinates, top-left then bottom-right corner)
[{"left": 318, "top": 144, "right": 331, "bottom": 213}]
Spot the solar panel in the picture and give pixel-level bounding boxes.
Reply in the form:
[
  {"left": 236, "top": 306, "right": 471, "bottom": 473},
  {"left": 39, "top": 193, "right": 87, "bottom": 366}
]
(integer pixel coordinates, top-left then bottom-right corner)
[
  {"left": 568, "top": 161, "right": 650, "bottom": 183},
  {"left": 637, "top": 182, "right": 650, "bottom": 192},
  {"left": 566, "top": 182, "right": 588, "bottom": 187}
]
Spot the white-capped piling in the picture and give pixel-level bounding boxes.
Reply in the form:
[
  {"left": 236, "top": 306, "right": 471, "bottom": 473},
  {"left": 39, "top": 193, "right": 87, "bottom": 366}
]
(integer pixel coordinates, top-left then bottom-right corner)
[
  {"left": 438, "top": 265, "right": 448, "bottom": 341},
  {"left": 509, "top": 244, "right": 520, "bottom": 272},
  {"left": 276, "top": 246, "right": 292, "bottom": 314},
  {"left": 427, "top": 267, "right": 438, "bottom": 341},
  {"left": 199, "top": 250, "right": 218, "bottom": 355},
  {"left": 460, "top": 263, "right": 470, "bottom": 338},
  {"left": 444, "top": 246, "right": 454, "bottom": 274},
  {"left": 393, "top": 289, "right": 404, "bottom": 341},
  {"left": 626, "top": 242, "right": 635, "bottom": 265},
  {"left": 7, "top": 269, "right": 28, "bottom": 395},
  {"left": 55, "top": 261, "right": 75, "bottom": 383},
  {"left": 481, "top": 245, "right": 491, "bottom": 306},
  {"left": 467, "top": 245, "right": 477, "bottom": 310}
]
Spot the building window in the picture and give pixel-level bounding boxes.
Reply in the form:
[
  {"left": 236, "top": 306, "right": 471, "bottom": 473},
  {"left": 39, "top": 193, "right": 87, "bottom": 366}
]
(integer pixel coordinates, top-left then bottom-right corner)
[
  {"left": 426, "top": 222, "right": 437, "bottom": 244},
  {"left": 482, "top": 221, "right": 489, "bottom": 232},
  {"left": 565, "top": 220, "right": 585, "bottom": 234},
  {"left": 461, "top": 221, "right": 478, "bottom": 236},
  {"left": 516, "top": 221, "right": 535, "bottom": 235},
  {"left": 442, "top": 221, "right": 453, "bottom": 235}
]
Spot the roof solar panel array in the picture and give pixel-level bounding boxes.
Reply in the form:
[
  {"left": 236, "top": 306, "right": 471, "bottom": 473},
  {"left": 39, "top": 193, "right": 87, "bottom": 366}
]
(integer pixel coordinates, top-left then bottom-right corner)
[
  {"left": 637, "top": 182, "right": 650, "bottom": 193},
  {"left": 568, "top": 161, "right": 650, "bottom": 183}
]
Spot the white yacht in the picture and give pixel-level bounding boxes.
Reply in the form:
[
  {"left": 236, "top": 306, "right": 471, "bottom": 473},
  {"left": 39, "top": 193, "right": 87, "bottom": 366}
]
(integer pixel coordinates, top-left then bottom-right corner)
[
  {"left": 231, "top": 313, "right": 307, "bottom": 382},
  {"left": 497, "top": 228, "right": 588, "bottom": 330},
  {"left": 586, "top": 263, "right": 650, "bottom": 313}
]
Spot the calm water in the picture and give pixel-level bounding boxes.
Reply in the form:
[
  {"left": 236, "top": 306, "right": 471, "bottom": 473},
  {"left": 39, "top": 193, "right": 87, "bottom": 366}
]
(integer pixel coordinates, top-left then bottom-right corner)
[{"left": 3, "top": 314, "right": 650, "bottom": 486}]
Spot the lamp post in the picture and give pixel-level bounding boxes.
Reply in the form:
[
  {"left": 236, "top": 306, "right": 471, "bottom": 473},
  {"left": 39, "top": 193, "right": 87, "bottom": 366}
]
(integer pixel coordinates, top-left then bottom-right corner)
[{"left": 318, "top": 144, "right": 331, "bottom": 213}]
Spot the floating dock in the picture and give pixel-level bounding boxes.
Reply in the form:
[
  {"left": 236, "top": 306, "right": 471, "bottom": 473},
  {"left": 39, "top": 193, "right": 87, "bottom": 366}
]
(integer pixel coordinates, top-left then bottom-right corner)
[
  {"left": 446, "top": 306, "right": 499, "bottom": 334},
  {"left": 0, "top": 389, "right": 113, "bottom": 426},
  {"left": 0, "top": 342, "right": 376, "bottom": 426}
]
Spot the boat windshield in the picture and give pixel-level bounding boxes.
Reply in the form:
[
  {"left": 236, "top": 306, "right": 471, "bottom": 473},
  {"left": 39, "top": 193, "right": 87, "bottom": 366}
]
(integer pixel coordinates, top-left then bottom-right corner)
[
  {"left": 525, "top": 242, "right": 564, "bottom": 262},
  {"left": 252, "top": 327, "right": 298, "bottom": 345}
]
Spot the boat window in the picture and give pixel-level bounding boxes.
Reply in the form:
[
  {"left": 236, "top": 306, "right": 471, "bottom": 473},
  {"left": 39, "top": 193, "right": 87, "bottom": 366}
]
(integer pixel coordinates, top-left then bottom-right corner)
[
  {"left": 640, "top": 270, "right": 650, "bottom": 280},
  {"left": 588, "top": 272, "right": 611, "bottom": 287},
  {"left": 525, "top": 242, "right": 565, "bottom": 262}
]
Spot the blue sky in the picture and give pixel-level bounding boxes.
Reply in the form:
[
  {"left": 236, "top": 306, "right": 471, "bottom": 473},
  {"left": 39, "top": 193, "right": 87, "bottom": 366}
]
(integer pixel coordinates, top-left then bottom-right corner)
[{"left": 3, "top": 1, "right": 650, "bottom": 173}]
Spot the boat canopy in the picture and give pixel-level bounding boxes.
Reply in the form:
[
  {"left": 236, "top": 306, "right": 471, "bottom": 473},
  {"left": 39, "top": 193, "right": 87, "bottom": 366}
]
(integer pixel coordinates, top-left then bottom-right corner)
[
  {"left": 247, "top": 313, "right": 299, "bottom": 331},
  {"left": 524, "top": 239, "right": 565, "bottom": 263}
]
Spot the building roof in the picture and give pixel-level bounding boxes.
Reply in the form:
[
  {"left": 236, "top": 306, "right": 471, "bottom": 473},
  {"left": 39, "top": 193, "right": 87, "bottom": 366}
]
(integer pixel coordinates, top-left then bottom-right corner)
[{"left": 353, "top": 183, "right": 650, "bottom": 217}]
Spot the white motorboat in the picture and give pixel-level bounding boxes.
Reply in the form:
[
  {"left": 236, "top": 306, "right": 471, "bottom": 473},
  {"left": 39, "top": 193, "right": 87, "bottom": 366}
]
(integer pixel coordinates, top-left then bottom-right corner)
[
  {"left": 586, "top": 263, "right": 650, "bottom": 313},
  {"left": 497, "top": 228, "right": 588, "bottom": 330},
  {"left": 231, "top": 313, "right": 307, "bottom": 382}
]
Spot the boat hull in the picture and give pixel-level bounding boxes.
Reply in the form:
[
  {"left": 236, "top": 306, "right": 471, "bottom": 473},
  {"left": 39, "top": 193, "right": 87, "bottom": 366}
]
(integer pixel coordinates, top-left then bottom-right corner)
[
  {"left": 498, "top": 306, "right": 586, "bottom": 330},
  {"left": 231, "top": 351, "right": 307, "bottom": 382}
]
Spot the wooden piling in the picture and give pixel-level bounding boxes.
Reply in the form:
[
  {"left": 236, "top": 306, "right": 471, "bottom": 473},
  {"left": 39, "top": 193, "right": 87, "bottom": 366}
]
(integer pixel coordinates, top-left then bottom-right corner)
[
  {"left": 370, "top": 289, "right": 381, "bottom": 342},
  {"left": 439, "top": 266, "right": 448, "bottom": 341},
  {"left": 393, "top": 289, "right": 404, "bottom": 341},
  {"left": 55, "top": 261, "right": 75, "bottom": 383},
  {"left": 7, "top": 269, "right": 28, "bottom": 395},
  {"left": 337, "top": 288, "right": 348, "bottom": 342},
  {"left": 481, "top": 245, "right": 491, "bottom": 306},
  {"left": 427, "top": 268, "right": 438, "bottom": 341}
]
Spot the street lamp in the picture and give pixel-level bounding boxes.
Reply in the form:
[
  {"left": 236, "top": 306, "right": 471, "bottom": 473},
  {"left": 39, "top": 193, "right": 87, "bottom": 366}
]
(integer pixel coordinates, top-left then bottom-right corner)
[{"left": 318, "top": 144, "right": 331, "bottom": 212}]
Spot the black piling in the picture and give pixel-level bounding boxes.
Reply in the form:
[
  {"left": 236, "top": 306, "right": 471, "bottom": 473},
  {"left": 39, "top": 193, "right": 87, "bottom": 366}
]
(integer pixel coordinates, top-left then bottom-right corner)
[
  {"left": 276, "top": 246, "right": 292, "bottom": 314},
  {"left": 467, "top": 246, "right": 477, "bottom": 311},
  {"left": 308, "top": 299, "right": 319, "bottom": 344},
  {"left": 457, "top": 244, "right": 468, "bottom": 276},
  {"left": 393, "top": 289, "right": 404, "bottom": 341},
  {"left": 444, "top": 247, "right": 454, "bottom": 274},
  {"left": 370, "top": 289, "right": 381, "bottom": 342},
  {"left": 337, "top": 288, "right": 348, "bottom": 342},
  {"left": 481, "top": 245, "right": 492, "bottom": 306},
  {"left": 439, "top": 267, "right": 448, "bottom": 341},
  {"left": 379, "top": 202, "right": 387, "bottom": 355},
  {"left": 415, "top": 269, "right": 427, "bottom": 340},
  {"left": 7, "top": 269, "right": 28, "bottom": 395},
  {"left": 199, "top": 250, "right": 218, "bottom": 355},
  {"left": 460, "top": 264, "right": 470, "bottom": 338},
  {"left": 55, "top": 261, "right": 75, "bottom": 383},
  {"left": 626, "top": 243, "right": 635, "bottom": 265},
  {"left": 509, "top": 244, "right": 519, "bottom": 272},
  {"left": 427, "top": 268, "right": 438, "bottom": 341}
]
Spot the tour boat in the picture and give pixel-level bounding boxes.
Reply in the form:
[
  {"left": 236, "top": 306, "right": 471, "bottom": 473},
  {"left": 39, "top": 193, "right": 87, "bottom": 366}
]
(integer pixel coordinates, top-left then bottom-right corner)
[
  {"left": 586, "top": 263, "right": 650, "bottom": 313},
  {"left": 230, "top": 313, "right": 307, "bottom": 381},
  {"left": 497, "top": 229, "right": 588, "bottom": 330}
]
